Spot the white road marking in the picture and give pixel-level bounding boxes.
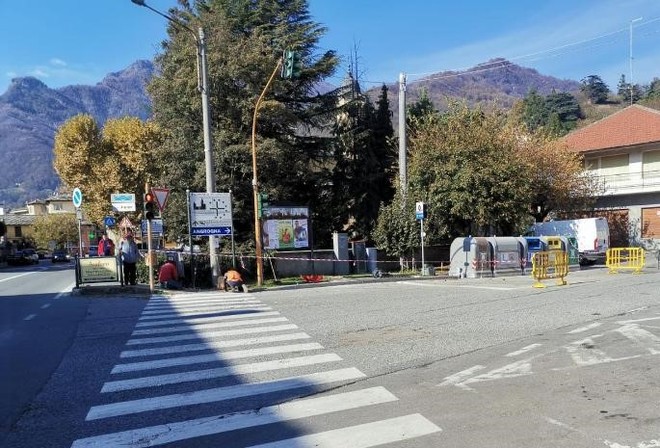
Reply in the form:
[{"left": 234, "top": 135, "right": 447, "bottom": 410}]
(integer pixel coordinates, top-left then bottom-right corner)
[
  {"left": 138, "top": 304, "right": 270, "bottom": 320},
  {"left": 437, "top": 365, "right": 485, "bottom": 391},
  {"left": 54, "top": 282, "right": 75, "bottom": 299},
  {"left": 24, "top": 314, "right": 36, "bottom": 321},
  {"left": 148, "top": 294, "right": 256, "bottom": 305},
  {"left": 604, "top": 439, "right": 660, "bottom": 448},
  {"left": 505, "top": 343, "right": 542, "bottom": 357},
  {"left": 247, "top": 414, "right": 441, "bottom": 448},
  {"left": 126, "top": 324, "right": 299, "bottom": 345},
  {"left": 134, "top": 310, "right": 281, "bottom": 328},
  {"left": 111, "top": 342, "right": 324, "bottom": 374},
  {"left": 40, "top": 303, "right": 51, "bottom": 309},
  {"left": 131, "top": 316, "right": 289, "bottom": 336},
  {"left": 565, "top": 336, "right": 641, "bottom": 366},
  {"left": 0, "top": 272, "right": 35, "bottom": 283},
  {"left": 142, "top": 300, "right": 263, "bottom": 314},
  {"left": 120, "top": 332, "right": 312, "bottom": 358},
  {"left": 72, "top": 387, "right": 398, "bottom": 448},
  {"left": 460, "top": 357, "right": 537, "bottom": 389},
  {"left": 101, "top": 353, "right": 343, "bottom": 392},
  {"left": 617, "top": 315, "right": 660, "bottom": 325},
  {"left": 145, "top": 297, "right": 259, "bottom": 307},
  {"left": 567, "top": 322, "right": 602, "bottom": 334},
  {"left": 86, "top": 367, "right": 366, "bottom": 420},
  {"left": 616, "top": 323, "right": 660, "bottom": 354},
  {"left": 397, "top": 281, "right": 517, "bottom": 290}
]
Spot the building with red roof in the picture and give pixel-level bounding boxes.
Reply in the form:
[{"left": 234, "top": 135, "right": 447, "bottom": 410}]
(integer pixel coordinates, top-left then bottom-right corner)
[{"left": 562, "top": 104, "right": 660, "bottom": 240}]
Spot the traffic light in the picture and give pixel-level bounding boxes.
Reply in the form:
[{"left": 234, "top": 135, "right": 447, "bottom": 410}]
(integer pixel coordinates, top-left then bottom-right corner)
[
  {"left": 282, "top": 50, "right": 302, "bottom": 79},
  {"left": 144, "top": 192, "right": 157, "bottom": 221},
  {"left": 257, "top": 192, "right": 269, "bottom": 218}
]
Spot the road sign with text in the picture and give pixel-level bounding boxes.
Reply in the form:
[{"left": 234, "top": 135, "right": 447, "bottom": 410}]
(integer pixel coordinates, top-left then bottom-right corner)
[{"left": 189, "top": 192, "right": 233, "bottom": 236}]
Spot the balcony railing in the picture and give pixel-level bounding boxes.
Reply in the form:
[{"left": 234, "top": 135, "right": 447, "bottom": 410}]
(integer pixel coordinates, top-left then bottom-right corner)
[{"left": 592, "top": 169, "right": 660, "bottom": 194}]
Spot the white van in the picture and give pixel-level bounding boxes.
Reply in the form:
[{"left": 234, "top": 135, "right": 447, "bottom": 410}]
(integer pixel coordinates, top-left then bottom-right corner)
[{"left": 529, "top": 217, "right": 609, "bottom": 265}]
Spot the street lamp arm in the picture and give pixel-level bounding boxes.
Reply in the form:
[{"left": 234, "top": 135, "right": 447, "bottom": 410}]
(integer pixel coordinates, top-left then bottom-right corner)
[
  {"left": 131, "top": 0, "right": 219, "bottom": 284},
  {"left": 131, "top": 0, "right": 198, "bottom": 43}
]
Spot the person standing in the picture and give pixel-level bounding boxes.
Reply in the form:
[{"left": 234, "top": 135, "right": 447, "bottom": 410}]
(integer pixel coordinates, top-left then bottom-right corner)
[
  {"left": 119, "top": 232, "right": 140, "bottom": 285},
  {"left": 98, "top": 234, "right": 114, "bottom": 256}
]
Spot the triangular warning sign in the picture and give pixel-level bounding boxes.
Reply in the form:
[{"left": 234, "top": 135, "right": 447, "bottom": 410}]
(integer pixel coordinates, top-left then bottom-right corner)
[{"left": 151, "top": 188, "right": 170, "bottom": 212}]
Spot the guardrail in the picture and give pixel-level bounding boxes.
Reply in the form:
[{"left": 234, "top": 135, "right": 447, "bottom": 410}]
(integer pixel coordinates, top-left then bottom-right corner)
[
  {"left": 531, "top": 251, "right": 569, "bottom": 288},
  {"left": 605, "top": 247, "right": 645, "bottom": 274}
]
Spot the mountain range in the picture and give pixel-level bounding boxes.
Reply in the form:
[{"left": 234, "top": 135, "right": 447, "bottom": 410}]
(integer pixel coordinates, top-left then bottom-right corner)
[
  {"left": 0, "top": 60, "right": 154, "bottom": 208},
  {"left": 0, "top": 58, "right": 580, "bottom": 209}
]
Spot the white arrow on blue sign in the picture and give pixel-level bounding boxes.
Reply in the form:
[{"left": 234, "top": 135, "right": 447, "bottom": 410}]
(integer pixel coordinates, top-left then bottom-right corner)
[
  {"left": 104, "top": 216, "right": 116, "bottom": 227},
  {"left": 72, "top": 188, "right": 82, "bottom": 208}
]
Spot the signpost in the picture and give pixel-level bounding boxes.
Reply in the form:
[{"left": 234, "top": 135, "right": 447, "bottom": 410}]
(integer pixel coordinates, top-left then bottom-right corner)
[
  {"left": 73, "top": 188, "right": 83, "bottom": 257},
  {"left": 189, "top": 192, "right": 233, "bottom": 236},
  {"left": 111, "top": 193, "right": 136, "bottom": 212},
  {"left": 415, "top": 202, "right": 427, "bottom": 274},
  {"left": 104, "top": 216, "right": 116, "bottom": 228}
]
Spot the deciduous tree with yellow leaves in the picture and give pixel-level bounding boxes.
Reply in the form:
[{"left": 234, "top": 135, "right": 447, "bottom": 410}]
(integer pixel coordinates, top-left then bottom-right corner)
[{"left": 53, "top": 114, "right": 165, "bottom": 226}]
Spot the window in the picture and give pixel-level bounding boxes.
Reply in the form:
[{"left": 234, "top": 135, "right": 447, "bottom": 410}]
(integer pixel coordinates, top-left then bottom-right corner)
[
  {"left": 642, "top": 150, "right": 660, "bottom": 176},
  {"left": 600, "top": 154, "right": 629, "bottom": 175},
  {"left": 14, "top": 226, "right": 22, "bottom": 237}
]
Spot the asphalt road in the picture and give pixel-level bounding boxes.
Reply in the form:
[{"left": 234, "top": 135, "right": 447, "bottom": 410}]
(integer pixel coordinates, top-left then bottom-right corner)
[
  {"left": 0, "top": 261, "right": 82, "bottom": 438},
  {"left": 2, "top": 264, "right": 659, "bottom": 447}
]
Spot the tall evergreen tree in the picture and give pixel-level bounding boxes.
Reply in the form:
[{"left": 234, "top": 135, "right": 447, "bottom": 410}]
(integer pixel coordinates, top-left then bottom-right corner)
[
  {"left": 544, "top": 91, "right": 581, "bottom": 135},
  {"left": 520, "top": 89, "right": 548, "bottom": 132},
  {"left": 580, "top": 75, "right": 610, "bottom": 104},
  {"left": 147, "top": 0, "right": 340, "bottom": 248}
]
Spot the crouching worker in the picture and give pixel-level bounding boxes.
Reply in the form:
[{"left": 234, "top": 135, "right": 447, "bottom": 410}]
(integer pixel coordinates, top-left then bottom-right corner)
[
  {"left": 158, "top": 257, "right": 181, "bottom": 290},
  {"left": 219, "top": 268, "right": 248, "bottom": 293}
]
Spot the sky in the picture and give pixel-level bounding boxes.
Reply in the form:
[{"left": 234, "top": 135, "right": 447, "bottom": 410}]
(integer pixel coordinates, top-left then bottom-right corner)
[{"left": 1, "top": 0, "right": 659, "bottom": 95}]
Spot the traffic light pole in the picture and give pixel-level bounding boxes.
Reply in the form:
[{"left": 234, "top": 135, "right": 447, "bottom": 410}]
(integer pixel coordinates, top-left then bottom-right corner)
[
  {"left": 251, "top": 57, "right": 282, "bottom": 287},
  {"left": 145, "top": 182, "right": 154, "bottom": 292}
]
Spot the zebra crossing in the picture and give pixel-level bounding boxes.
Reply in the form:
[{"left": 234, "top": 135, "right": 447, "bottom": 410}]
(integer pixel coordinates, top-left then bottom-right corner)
[{"left": 71, "top": 292, "right": 441, "bottom": 447}]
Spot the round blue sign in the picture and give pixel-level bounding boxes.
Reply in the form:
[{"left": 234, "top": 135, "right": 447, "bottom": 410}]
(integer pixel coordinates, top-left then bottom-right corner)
[{"left": 72, "top": 188, "right": 83, "bottom": 208}]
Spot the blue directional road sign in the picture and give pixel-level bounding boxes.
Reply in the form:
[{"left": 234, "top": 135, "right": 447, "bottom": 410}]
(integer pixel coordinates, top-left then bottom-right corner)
[
  {"left": 191, "top": 226, "right": 232, "bottom": 236},
  {"left": 104, "top": 216, "right": 116, "bottom": 227}
]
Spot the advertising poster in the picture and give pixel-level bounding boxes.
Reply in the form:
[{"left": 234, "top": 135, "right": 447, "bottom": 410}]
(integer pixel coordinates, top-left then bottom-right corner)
[{"left": 262, "top": 206, "right": 309, "bottom": 250}]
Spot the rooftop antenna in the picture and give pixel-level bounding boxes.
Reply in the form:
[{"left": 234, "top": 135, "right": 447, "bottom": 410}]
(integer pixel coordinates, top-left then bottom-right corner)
[{"left": 629, "top": 17, "right": 642, "bottom": 106}]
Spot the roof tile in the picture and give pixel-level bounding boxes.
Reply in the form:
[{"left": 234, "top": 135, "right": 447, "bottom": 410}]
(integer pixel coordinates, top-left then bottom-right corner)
[{"left": 563, "top": 105, "right": 660, "bottom": 153}]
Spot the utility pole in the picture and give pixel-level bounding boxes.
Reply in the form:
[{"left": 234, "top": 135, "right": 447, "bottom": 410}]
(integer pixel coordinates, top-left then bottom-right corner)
[
  {"left": 131, "top": 0, "right": 218, "bottom": 286},
  {"left": 629, "top": 17, "right": 642, "bottom": 106},
  {"left": 398, "top": 72, "right": 407, "bottom": 195}
]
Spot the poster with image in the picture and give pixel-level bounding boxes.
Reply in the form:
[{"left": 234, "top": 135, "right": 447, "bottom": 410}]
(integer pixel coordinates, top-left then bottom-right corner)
[{"left": 261, "top": 205, "right": 309, "bottom": 250}]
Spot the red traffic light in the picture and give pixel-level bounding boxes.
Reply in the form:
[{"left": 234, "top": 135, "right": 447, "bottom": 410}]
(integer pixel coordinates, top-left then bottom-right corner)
[{"left": 144, "top": 192, "right": 157, "bottom": 220}]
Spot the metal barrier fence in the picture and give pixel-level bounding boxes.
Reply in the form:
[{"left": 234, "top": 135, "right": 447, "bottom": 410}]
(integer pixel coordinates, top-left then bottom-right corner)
[
  {"left": 605, "top": 247, "right": 645, "bottom": 274},
  {"left": 531, "top": 251, "right": 569, "bottom": 288}
]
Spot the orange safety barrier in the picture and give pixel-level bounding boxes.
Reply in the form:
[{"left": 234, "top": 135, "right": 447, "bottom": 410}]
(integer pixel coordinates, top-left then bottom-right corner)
[
  {"left": 605, "top": 247, "right": 645, "bottom": 274},
  {"left": 531, "top": 251, "right": 569, "bottom": 288}
]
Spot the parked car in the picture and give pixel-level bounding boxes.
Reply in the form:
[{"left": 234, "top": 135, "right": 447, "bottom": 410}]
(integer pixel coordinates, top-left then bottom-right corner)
[
  {"left": 52, "top": 249, "right": 71, "bottom": 263},
  {"left": 7, "top": 250, "right": 37, "bottom": 266},
  {"left": 21, "top": 249, "right": 39, "bottom": 264}
]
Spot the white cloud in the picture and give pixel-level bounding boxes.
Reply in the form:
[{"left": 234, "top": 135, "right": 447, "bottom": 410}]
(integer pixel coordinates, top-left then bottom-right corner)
[
  {"left": 29, "top": 68, "right": 50, "bottom": 79},
  {"left": 50, "top": 58, "right": 67, "bottom": 67}
]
